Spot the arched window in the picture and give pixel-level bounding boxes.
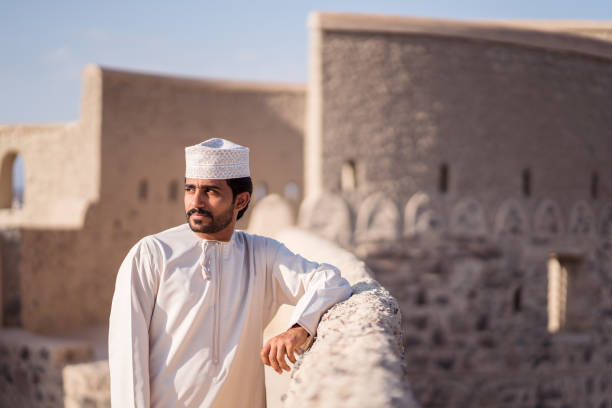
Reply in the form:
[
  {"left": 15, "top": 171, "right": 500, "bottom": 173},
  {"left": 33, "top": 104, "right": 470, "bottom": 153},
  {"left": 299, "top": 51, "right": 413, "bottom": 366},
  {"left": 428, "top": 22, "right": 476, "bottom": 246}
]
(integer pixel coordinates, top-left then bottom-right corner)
[
  {"left": 341, "top": 160, "right": 356, "bottom": 191},
  {"left": 0, "top": 152, "right": 25, "bottom": 209},
  {"left": 284, "top": 182, "right": 300, "bottom": 201}
]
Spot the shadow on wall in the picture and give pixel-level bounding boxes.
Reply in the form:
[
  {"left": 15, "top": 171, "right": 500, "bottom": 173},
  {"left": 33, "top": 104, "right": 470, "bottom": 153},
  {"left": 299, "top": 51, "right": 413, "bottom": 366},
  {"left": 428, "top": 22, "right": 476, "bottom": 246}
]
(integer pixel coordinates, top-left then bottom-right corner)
[{"left": 0, "top": 152, "right": 24, "bottom": 209}]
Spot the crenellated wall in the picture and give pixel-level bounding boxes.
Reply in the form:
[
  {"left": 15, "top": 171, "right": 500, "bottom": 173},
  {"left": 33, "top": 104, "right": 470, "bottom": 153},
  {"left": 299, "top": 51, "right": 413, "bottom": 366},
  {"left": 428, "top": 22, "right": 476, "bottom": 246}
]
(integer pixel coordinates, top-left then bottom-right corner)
[
  {"left": 301, "top": 191, "right": 612, "bottom": 407},
  {"left": 301, "top": 192, "right": 612, "bottom": 252}
]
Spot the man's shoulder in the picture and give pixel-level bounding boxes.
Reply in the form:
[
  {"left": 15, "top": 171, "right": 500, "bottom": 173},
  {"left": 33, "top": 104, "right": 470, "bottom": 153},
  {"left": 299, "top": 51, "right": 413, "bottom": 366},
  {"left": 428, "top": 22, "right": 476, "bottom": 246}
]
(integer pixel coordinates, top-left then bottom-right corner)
[
  {"left": 150, "top": 223, "right": 193, "bottom": 243},
  {"left": 127, "top": 224, "right": 192, "bottom": 255},
  {"left": 234, "top": 230, "right": 284, "bottom": 252}
]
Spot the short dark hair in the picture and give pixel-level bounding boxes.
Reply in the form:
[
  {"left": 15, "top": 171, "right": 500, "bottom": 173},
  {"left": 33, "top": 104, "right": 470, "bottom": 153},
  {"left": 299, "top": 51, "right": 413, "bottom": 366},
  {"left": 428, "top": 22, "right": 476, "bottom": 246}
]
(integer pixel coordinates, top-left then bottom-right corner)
[{"left": 226, "top": 177, "right": 253, "bottom": 220}]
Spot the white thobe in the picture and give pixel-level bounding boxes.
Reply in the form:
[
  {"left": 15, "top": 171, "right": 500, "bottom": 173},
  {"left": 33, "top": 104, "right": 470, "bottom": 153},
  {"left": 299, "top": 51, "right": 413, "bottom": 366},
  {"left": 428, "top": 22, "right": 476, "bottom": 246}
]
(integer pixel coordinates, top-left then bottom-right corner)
[{"left": 108, "top": 224, "right": 352, "bottom": 408}]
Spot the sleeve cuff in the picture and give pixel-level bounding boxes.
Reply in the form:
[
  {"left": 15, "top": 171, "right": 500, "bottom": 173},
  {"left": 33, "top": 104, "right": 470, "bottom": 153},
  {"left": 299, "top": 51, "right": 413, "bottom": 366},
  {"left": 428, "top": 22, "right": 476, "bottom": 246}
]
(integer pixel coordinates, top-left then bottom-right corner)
[{"left": 287, "top": 320, "right": 316, "bottom": 354}]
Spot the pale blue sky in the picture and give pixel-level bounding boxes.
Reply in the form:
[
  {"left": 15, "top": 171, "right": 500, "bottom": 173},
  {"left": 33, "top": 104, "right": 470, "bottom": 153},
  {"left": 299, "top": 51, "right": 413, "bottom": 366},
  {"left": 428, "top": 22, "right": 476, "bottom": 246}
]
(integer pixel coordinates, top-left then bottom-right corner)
[{"left": 1, "top": 0, "right": 611, "bottom": 123}]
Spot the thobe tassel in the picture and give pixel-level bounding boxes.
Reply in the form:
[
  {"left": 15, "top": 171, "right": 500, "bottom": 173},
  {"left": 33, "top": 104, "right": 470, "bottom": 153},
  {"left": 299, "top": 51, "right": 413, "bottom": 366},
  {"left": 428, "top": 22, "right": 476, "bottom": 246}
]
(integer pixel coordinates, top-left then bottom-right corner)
[{"left": 200, "top": 240, "right": 211, "bottom": 280}]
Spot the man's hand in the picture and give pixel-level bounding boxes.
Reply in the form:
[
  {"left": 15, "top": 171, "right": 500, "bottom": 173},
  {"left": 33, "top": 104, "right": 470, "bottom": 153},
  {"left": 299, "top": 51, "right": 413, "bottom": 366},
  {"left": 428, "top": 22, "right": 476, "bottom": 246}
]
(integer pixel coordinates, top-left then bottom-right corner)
[{"left": 260, "top": 325, "right": 309, "bottom": 374}]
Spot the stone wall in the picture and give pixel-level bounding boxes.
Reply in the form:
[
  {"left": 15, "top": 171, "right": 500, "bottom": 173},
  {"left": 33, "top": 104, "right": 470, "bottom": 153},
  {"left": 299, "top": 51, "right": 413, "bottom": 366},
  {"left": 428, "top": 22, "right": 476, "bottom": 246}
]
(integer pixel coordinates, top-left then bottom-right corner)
[
  {"left": 301, "top": 191, "right": 612, "bottom": 407},
  {"left": 1, "top": 229, "right": 21, "bottom": 327},
  {"left": 306, "top": 13, "right": 612, "bottom": 211},
  {"left": 0, "top": 328, "right": 93, "bottom": 408},
  {"left": 368, "top": 251, "right": 612, "bottom": 408},
  {"left": 63, "top": 361, "right": 109, "bottom": 408},
  {"left": 303, "top": 13, "right": 612, "bottom": 407},
  {"left": 273, "top": 228, "right": 418, "bottom": 408}
]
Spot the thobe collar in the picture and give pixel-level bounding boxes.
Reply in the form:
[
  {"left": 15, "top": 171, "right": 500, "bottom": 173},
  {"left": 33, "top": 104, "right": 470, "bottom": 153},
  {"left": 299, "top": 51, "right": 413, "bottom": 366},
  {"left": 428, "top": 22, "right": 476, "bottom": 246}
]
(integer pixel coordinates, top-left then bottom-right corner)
[
  {"left": 192, "top": 228, "right": 238, "bottom": 280},
  {"left": 187, "top": 225, "right": 237, "bottom": 246}
]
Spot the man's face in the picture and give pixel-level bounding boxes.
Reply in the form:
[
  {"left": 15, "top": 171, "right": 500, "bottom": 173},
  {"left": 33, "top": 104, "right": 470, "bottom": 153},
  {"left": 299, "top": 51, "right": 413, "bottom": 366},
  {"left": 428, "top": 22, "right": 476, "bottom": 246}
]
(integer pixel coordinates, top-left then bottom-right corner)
[{"left": 184, "top": 178, "right": 235, "bottom": 235}]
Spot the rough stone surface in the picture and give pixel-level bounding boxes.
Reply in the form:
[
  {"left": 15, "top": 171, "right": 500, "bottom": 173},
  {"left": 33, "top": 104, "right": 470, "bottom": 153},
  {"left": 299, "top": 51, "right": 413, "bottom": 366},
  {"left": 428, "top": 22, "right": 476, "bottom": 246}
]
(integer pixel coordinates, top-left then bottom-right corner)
[
  {"left": 305, "top": 13, "right": 612, "bottom": 408},
  {"left": 0, "top": 328, "right": 93, "bottom": 408},
  {"left": 63, "top": 361, "right": 110, "bottom": 408},
  {"left": 275, "top": 228, "right": 418, "bottom": 408},
  {"left": 309, "top": 23, "right": 612, "bottom": 212}
]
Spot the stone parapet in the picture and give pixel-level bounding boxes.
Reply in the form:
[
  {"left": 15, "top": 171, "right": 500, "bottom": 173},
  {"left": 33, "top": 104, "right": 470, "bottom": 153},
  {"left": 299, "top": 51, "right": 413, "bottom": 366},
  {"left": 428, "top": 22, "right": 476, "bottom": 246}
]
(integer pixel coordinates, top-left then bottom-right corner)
[
  {"left": 273, "top": 228, "right": 418, "bottom": 408},
  {"left": 63, "top": 360, "right": 110, "bottom": 408}
]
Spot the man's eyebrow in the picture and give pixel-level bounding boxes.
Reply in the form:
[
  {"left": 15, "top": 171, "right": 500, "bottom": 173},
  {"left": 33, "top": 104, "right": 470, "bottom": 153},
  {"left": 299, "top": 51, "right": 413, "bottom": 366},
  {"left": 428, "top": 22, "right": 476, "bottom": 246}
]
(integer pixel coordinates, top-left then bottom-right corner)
[{"left": 184, "top": 183, "right": 222, "bottom": 191}]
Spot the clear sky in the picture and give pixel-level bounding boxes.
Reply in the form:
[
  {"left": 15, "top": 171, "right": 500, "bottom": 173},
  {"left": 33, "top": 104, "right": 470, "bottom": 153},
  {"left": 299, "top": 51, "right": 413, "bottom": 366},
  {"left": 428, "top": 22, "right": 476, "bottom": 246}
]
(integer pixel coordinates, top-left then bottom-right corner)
[{"left": 1, "top": 0, "right": 611, "bottom": 123}]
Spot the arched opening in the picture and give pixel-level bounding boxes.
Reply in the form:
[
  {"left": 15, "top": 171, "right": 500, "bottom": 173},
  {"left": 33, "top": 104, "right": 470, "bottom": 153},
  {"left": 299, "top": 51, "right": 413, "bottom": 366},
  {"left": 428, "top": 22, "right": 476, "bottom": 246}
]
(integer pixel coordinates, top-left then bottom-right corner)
[
  {"left": 284, "top": 182, "right": 300, "bottom": 201},
  {"left": 439, "top": 163, "right": 448, "bottom": 193},
  {"left": 0, "top": 152, "right": 25, "bottom": 209},
  {"left": 341, "top": 160, "right": 356, "bottom": 191}
]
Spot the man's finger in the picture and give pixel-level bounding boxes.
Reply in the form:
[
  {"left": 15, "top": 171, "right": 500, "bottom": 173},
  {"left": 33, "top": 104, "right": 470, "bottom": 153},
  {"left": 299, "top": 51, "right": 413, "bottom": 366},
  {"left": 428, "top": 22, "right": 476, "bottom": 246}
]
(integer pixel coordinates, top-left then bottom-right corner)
[
  {"left": 277, "top": 344, "right": 290, "bottom": 371},
  {"left": 286, "top": 342, "right": 296, "bottom": 364},
  {"left": 268, "top": 344, "right": 281, "bottom": 374},
  {"left": 260, "top": 343, "right": 271, "bottom": 366}
]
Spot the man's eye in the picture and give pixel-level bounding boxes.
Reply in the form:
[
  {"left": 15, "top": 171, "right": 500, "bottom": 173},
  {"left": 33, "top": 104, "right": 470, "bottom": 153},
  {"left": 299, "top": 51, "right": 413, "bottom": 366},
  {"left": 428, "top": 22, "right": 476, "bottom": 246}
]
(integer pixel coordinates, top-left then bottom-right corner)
[{"left": 184, "top": 187, "right": 194, "bottom": 192}]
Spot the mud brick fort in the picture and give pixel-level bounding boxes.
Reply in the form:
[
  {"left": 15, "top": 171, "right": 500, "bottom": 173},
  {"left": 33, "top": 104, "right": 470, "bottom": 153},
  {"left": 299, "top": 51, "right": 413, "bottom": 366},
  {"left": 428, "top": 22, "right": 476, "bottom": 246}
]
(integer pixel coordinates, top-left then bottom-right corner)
[{"left": 1, "top": 12, "right": 612, "bottom": 408}]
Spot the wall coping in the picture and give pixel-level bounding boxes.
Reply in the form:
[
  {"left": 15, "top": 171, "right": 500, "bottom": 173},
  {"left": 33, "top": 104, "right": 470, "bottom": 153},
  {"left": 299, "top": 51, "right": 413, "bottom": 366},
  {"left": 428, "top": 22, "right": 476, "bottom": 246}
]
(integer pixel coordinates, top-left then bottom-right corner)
[
  {"left": 274, "top": 227, "right": 418, "bottom": 407},
  {"left": 0, "top": 122, "right": 76, "bottom": 133},
  {"left": 98, "top": 65, "right": 306, "bottom": 94},
  {"left": 308, "top": 12, "right": 612, "bottom": 61}
]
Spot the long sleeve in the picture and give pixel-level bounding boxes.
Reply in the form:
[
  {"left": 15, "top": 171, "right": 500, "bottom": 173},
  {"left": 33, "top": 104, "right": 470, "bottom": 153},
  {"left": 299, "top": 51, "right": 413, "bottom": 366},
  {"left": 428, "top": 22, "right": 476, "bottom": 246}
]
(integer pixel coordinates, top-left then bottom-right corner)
[
  {"left": 108, "top": 237, "right": 160, "bottom": 408},
  {"left": 265, "top": 240, "right": 352, "bottom": 337}
]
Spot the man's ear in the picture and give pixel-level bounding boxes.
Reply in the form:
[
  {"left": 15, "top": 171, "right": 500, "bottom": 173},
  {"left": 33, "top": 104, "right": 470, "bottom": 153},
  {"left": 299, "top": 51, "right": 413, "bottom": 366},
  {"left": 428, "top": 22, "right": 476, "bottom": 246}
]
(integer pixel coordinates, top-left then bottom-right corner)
[{"left": 234, "top": 192, "right": 250, "bottom": 211}]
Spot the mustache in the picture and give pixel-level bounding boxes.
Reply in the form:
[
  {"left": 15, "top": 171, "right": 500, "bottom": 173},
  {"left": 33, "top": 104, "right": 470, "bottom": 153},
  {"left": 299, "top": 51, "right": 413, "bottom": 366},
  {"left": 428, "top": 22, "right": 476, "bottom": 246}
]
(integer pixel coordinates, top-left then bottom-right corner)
[{"left": 187, "top": 208, "right": 213, "bottom": 218}]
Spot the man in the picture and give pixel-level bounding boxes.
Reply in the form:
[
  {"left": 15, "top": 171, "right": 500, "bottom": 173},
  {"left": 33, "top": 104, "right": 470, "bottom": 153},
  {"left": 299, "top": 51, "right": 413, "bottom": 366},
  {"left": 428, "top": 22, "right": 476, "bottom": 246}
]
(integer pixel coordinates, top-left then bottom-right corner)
[{"left": 108, "top": 138, "right": 352, "bottom": 407}]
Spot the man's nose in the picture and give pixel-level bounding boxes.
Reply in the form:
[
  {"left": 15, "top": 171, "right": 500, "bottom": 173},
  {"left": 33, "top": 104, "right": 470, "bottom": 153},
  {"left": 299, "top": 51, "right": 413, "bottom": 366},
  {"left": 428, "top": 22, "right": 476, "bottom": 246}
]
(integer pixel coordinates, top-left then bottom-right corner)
[{"left": 190, "top": 189, "right": 208, "bottom": 208}]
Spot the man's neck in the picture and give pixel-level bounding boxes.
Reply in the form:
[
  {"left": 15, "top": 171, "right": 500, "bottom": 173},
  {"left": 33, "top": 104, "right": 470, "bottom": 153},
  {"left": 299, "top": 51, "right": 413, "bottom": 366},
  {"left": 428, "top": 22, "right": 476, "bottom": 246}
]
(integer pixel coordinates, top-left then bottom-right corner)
[{"left": 193, "top": 224, "right": 235, "bottom": 242}]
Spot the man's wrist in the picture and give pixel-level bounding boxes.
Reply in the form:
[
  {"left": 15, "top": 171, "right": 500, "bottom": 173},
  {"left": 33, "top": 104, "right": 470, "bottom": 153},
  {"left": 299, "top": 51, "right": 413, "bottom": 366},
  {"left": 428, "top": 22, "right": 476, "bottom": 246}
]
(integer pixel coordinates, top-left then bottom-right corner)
[{"left": 289, "top": 323, "right": 314, "bottom": 353}]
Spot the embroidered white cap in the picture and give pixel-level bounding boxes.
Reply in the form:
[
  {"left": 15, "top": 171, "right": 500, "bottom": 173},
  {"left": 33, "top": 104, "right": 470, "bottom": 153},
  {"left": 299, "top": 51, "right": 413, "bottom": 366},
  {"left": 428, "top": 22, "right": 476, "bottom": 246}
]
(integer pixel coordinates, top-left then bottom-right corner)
[{"left": 185, "top": 138, "right": 250, "bottom": 180}]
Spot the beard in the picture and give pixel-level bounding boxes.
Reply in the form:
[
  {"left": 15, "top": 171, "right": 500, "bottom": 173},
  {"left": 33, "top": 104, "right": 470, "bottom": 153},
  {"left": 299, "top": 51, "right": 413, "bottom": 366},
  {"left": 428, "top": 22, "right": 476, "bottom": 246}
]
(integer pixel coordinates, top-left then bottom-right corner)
[{"left": 186, "top": 205, "right": 234, "bottom": 234}]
